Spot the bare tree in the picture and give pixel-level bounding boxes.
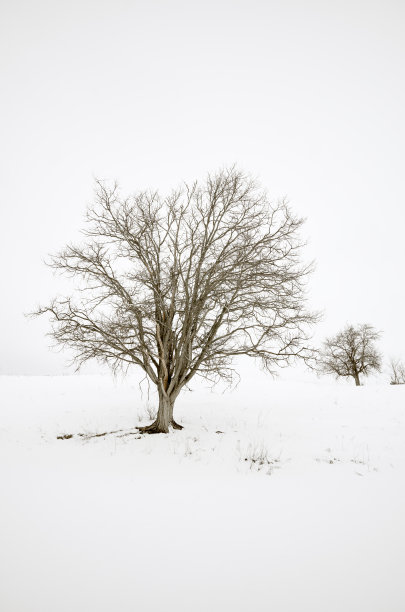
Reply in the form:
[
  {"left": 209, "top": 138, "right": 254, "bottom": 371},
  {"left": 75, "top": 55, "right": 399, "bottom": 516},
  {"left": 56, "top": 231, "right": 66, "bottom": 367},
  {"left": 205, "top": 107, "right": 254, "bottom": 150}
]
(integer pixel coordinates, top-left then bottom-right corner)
[
  {"left": 389, "top": 358, "right": 405, "bottom": 385},
  {"left": 33, "top": 168, "right": 317, "bottom": 433},
  {"left": 318, "top": 324, "right": 382, "bottom": 386}
]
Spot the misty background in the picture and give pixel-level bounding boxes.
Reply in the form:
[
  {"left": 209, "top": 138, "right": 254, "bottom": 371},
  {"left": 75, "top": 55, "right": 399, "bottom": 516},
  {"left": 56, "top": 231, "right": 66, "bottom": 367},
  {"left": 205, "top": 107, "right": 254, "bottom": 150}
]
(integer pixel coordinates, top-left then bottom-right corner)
[{"left": 1, "top": 0, "right": 404, "bottom": 376}]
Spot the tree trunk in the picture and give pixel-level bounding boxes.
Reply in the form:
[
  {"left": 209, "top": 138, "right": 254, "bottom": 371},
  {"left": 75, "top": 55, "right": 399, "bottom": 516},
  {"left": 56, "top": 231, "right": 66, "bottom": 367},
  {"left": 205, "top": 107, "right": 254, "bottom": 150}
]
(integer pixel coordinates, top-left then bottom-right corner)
[
  {"left": 353, "top": 371, "right": 361, "bottom": 386},
  {"left": 138, "top": 392, "right": 183, "bottom": 434},
  {"left": 169, "top": 399, "right": 183, "bottom": 430}
]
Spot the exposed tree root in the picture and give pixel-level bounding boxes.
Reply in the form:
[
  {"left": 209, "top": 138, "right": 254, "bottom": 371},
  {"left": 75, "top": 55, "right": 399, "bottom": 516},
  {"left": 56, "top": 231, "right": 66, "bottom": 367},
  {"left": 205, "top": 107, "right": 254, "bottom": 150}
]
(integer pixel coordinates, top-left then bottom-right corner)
[
  {"left": 171, "top": 420, "right": 183, "bottom": 430},
  {"left": 137, "top": 422, "right": 164, "bottom": 434},
  {"left": 57, "top": 428, "right": 141, "bottom": 440}
]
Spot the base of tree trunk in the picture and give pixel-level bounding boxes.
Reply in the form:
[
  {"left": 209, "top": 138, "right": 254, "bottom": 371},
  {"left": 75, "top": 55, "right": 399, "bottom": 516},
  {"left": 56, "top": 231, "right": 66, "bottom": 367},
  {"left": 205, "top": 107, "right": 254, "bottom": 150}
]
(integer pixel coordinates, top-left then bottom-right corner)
[
  {"left": 137, "top": 422, "right": 165, "bottom": 434},
  {"left": 138, "top": 419, "right": 184, "bottom": 434}
]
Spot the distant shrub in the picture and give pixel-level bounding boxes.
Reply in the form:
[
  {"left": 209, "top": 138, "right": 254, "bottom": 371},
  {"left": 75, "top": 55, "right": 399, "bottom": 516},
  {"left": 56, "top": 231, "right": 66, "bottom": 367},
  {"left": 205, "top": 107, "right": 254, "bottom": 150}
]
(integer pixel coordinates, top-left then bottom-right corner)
[{"left": 389, "top": 358, "right": 405, "bottom": 385}]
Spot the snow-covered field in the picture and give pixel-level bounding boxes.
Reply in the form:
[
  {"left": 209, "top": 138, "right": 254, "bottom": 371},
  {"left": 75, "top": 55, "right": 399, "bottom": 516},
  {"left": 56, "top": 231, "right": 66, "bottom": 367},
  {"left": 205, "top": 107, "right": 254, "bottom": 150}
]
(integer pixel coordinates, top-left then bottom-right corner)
[{"left": 1, "top": 373, "right": 405, "bottom": 612}]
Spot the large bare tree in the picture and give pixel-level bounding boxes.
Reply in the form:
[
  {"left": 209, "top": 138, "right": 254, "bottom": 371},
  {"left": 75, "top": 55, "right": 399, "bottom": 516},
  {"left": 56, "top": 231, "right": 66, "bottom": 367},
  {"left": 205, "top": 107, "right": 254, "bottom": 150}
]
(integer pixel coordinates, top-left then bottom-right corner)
[
  {"left": 319, "top": 324, "right": 382, "bottom": 386},
  {"left": 34, "top": 168, "right": 317, "bottom": 432}
]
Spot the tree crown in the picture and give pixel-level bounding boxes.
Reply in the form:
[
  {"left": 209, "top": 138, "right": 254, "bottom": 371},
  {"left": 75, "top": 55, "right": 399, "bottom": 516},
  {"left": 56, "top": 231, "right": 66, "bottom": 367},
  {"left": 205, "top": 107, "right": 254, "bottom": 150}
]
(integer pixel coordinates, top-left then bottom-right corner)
[
  {"left": 34, "top": 168, "right": 317, "bottom": 395},
  {"left": 319, "top": 323, "right": 382, "bottom": 381}
]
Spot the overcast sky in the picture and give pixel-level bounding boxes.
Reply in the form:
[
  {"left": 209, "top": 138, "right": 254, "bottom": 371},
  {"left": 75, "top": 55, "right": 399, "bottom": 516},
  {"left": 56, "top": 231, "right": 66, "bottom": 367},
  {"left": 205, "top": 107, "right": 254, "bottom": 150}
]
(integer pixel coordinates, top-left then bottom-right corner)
[{"left": 1, "top": 0, "right": 404, "bottom": 376}]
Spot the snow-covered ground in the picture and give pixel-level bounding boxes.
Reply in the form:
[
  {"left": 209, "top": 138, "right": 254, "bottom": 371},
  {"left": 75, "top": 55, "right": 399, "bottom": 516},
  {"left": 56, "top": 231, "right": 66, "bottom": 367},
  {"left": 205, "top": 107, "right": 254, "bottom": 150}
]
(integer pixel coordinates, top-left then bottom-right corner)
[{"left": 1, "top": 373, "right": 405, "bottom": 611}]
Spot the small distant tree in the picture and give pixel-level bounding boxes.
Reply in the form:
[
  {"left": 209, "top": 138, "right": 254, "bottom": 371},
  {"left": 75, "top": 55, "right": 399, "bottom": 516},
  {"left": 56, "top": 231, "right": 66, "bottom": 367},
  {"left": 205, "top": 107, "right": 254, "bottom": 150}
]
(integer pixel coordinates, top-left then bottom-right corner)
[
  {"left": 389, "top": 358, "right": 405, "bottom": 385},
  {"left": 319, "top": 324, "right": 382, "bottom": 386},
  {"left": 32, "top": 167, "right": 317, "bottom": 433}
]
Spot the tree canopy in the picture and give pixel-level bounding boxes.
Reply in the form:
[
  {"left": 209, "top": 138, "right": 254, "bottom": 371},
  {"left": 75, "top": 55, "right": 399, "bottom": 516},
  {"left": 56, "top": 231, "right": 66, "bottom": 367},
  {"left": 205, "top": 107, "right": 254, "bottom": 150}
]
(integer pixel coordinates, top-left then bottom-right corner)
[{"left": 319, "top": 323, "right": 382, "bottom": 386}]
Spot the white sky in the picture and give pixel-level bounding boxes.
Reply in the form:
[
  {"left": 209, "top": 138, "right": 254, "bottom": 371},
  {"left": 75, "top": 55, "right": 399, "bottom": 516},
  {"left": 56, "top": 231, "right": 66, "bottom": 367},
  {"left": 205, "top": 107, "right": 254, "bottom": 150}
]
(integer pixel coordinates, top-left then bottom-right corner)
[{"left": 1, "top": 0, "right": 404, "bottom": 375}]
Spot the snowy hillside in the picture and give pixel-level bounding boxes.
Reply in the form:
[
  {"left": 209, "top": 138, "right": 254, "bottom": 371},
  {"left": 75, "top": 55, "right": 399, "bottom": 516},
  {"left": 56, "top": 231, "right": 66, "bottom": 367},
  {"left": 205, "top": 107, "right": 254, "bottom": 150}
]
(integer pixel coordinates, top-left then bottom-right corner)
[{"left": 1, "top": 375, "right": 405, "bottom": 612}]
